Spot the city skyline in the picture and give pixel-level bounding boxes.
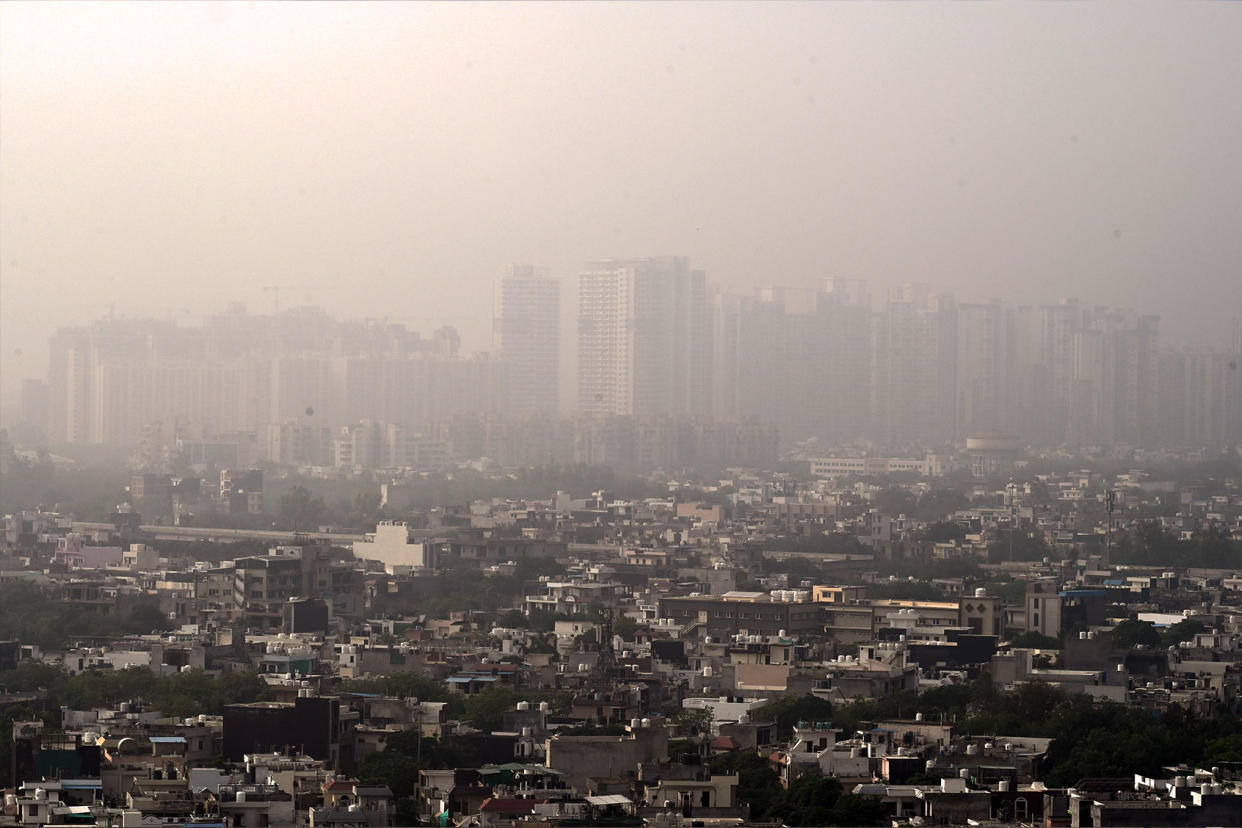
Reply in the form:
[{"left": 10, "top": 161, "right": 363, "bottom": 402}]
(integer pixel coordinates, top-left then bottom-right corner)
[
  {"left": 4, "top": 6, "right": 1242, "bottom": 818},
  {"left": 3, "top": 2, "right": 1240, "bottom": 408},
  {"left": 10, "top": 267, "right": 1241, "bottom": 459}
]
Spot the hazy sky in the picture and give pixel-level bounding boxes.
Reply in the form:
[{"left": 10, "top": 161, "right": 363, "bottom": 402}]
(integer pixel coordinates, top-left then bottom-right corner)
[{"left": 2, "top": 1, "right": 1240, "bottom": 406}]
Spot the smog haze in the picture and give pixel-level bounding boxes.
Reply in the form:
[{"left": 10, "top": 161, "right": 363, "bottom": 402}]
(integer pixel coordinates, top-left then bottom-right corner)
[{"left": 1, "top": 1, "right": 1240, "bottom": 409}]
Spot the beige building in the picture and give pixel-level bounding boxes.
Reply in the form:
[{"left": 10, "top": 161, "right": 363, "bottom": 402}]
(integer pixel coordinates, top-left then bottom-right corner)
[
  {"left": 545, "top": 722, "right": 668, "bottom": 793},
  {"left": 816, "top": 586, "right": 1005, "bottom": 640}
]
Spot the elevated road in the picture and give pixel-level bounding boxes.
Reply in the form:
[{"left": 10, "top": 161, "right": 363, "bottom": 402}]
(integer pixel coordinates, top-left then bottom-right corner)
[{"left": 72, "top": 522, "right": 366, "bottom": 544}]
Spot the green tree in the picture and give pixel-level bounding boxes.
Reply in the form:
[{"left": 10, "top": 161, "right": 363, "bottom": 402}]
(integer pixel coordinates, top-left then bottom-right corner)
[
  {"left": 766, "top": 774, "right": 844, "bottom": 826},
  {"left": 347, "top": 489, "right": 383, "bottom": 529},
  {"left": 1111, "top": 619, "right": 1162, "bottom": 649},
  {"left": 755, "top": 694, "right": 834, "bottom": 739},
  {"left": 1010, "top": 631, "right": 1061, "bottom": 649},
  {"left": 357, "top": 750, "right": 420, "bottom": 798},
  {"left": 463, "top": 687, "right": 524, "bottom": 732},
  {"left": 764, "top": 534, "right": 866, "bottom": 557},
  {"left": 338, "top": 673, "right": 453, "bottom": 702},
  {"left": 866, "top": 581, "right": 947, "bottom": 601},
  {"left": 0, "top": 704, "right": 58, "bottom": 787},
  {"left": 675, "top": 706, "right": 714, "bottom": 737},
  {"left": 922, "top": 522, "right": 967, "bottom": 543},
  {"left": 829, "top": 793, "right": 888, "bottom": 826},
  {"left": 987, "top": 528, "right": 1052, "bottom": 562},
  {"left": 495, "top": 610, "right": 529, "bottom": 628},
  {"left": 279, "top": 485, "right": 326, "bottom": 531},
  {"left": 122, "top": 601, "right": 174, "bottom": 635},
  {"left": 873, "top": 488, "right": 916, "bottom": 517},
  {"left": 513, "top": 557, "right": 567, "bottom": 581},
  {"left": 394, "top": 799, "right": 420, "bottom": 827},
  {"left": 1112, "top": 521, "right": 1241, "bottom": 568},
  {"left": 356, "top": 732, "right": 482, "bottom": 807},
  {"left": 1204, "top": 734, "right": 1242, "bottom": 764},
  {"left": 763, "top": 773, "right": 883, "bottom": 826},
  {"left": 913, "top": 489, "right": 969, "bottom": 523},
  {"left": 994, "top": 579, "right": 1028, "bottom": 605},
  {"left": 709, "top": 750, "right": 782, "bottom": 818},
  {"left": 1161, "top": 619, "right": 1205, "bottom": 648},
  {"left": 613, "top": 615, "right": 640, "bottom": 641},
  {"left": 915, "top": 683, "right": 973, "bottom": 719}
]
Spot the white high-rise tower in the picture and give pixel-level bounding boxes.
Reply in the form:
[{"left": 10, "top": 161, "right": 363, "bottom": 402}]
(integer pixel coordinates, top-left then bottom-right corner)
[
  {"left": 577, "top": 257, "right": 709, "bottom": 417},
  {"left": 494, "top": 265, "right": 560, "bottom": 416}
]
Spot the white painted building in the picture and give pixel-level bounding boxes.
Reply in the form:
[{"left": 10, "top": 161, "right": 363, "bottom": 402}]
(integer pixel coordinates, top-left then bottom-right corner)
[{"left": 352, "top": 522, "right": 434, "bottom": 572}]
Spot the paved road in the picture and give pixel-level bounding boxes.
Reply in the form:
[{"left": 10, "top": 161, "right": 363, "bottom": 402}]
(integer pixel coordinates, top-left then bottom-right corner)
[{"left": 72, "top": 522, "right": 366, "bottom": 544}]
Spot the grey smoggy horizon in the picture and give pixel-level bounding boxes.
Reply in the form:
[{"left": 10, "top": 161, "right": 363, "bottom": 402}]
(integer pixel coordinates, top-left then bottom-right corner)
[{"left": 2, "top": 2, "right": 1240, "bottom": 419}]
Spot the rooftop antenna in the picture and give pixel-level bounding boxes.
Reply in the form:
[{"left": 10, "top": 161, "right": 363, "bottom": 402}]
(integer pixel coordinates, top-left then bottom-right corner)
[{"left": 1105, "top": 489, "right": 1117, "bottom": 565}]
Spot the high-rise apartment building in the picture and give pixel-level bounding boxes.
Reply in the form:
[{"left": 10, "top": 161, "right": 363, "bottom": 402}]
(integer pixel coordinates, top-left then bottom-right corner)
[
  {"left": 47, "top": 328, "right": 92, "bottom": 444},
  {"left": 875, "top": 286, "right": 957, "bottom": 447},
  {"left": 709, "top": 287, "right": 742, "bottom": 422},
  {"left": 577, "top": 257, "right": 710, "bottom": 417},
  {"left": 1012, "top": 301, "right": 1163, "bottom": 447},
  {"left": 43, "top": 310, "right": 501, "bottom": 452},
  {"left": 730, "top": 288, "right": 790, "bottom": 431},
  {"left": 1157, "top": 348, "right": 1242, "bottom": 448},
  {"left": 956, "top": 300, "right": 1010, "bottom": 438},
  {"left": 494, "top": 265, "right": 560, "bottom": 416},
  {"left": 1040, "top": 300, "right": 1081, "bottom": 444},
  {"left": 815, "top": 278, "right": 874, "bottom": 444},
  {"left": 728, "top": 280, "right": 873, "bottom": 446}
]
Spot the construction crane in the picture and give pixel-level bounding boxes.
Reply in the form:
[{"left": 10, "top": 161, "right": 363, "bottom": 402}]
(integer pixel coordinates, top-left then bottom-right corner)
[{"left": 262, "top": 285, "right": 295, "bottom": 315}]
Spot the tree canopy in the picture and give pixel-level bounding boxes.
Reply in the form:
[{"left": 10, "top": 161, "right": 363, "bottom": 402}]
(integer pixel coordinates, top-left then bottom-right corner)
[
  {"left": 1111, "top": 619, "right": 1162, "bottom": 649},
  {"left": 1113, "top": 521, "right": 1241, "bottom": 569}
]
